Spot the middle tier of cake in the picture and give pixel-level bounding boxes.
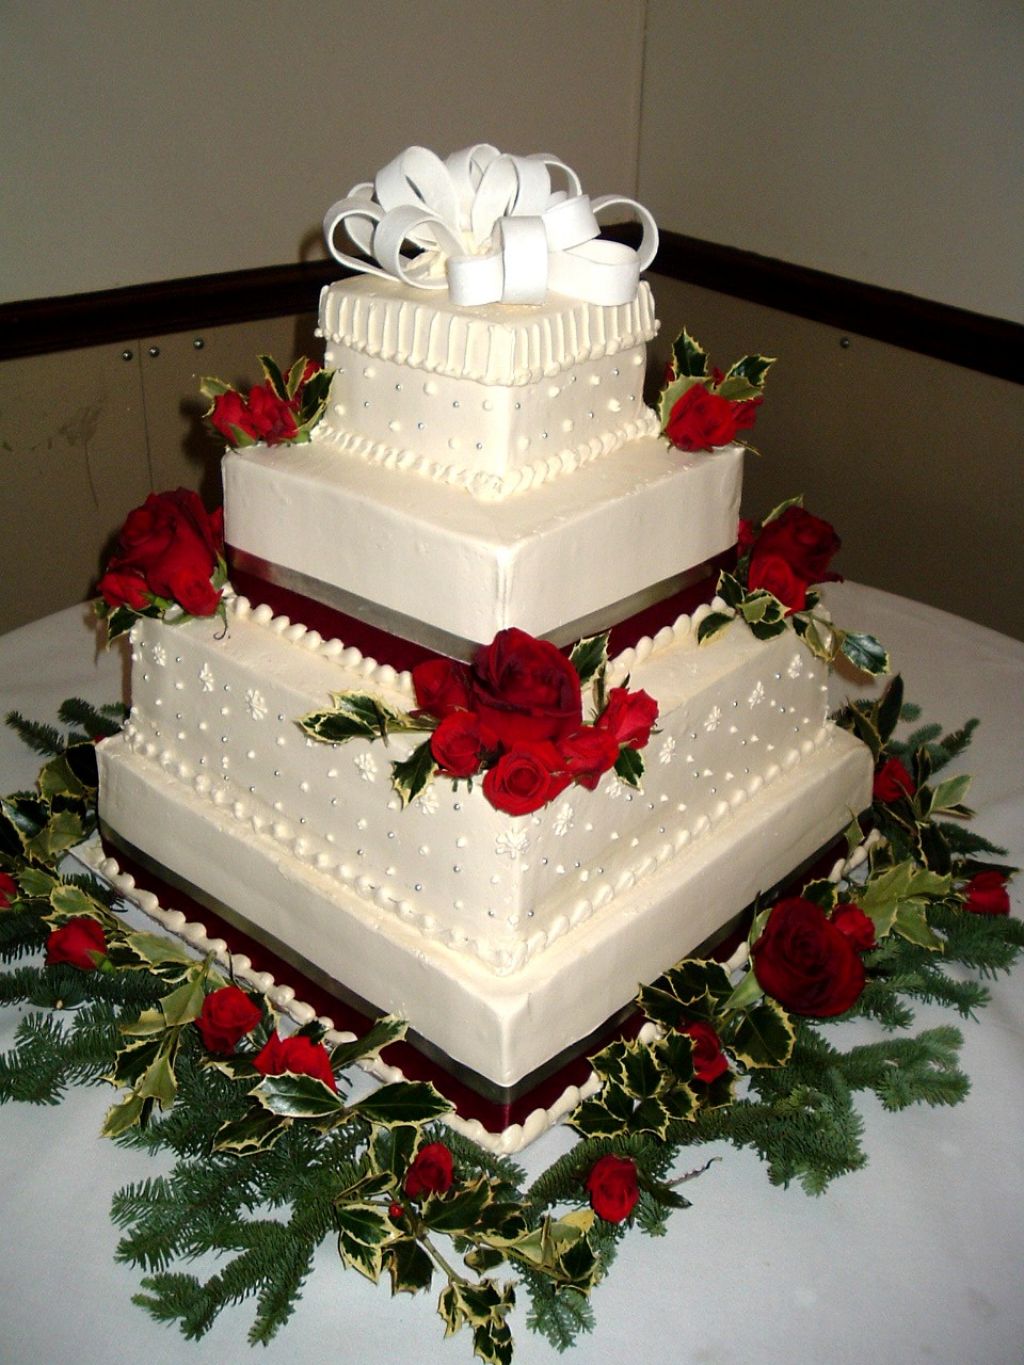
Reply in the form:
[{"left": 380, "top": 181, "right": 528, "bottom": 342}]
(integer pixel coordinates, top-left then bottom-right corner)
[{"left": 97, "top": 595, "right": 872, "bottom": 1089}]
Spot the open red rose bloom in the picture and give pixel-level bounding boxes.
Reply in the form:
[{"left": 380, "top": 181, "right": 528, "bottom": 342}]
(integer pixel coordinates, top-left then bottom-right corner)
[
  {"left": 752, "top": 896, "right": 866, "bottom": 1017},
  {"left": 412, "top": 627, "right": 659, "bottom": 816},
  {"left": 743, "top": 505, "right": 842, "bottom": 615},
  {"left": 97, "top": 488, "right": 225, "bottom": 618}
]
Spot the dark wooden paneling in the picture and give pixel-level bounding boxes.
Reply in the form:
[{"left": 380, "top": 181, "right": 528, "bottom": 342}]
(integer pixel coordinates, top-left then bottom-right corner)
[{"left": 2, "top": 233, "right": 1021, "bottom": 381}]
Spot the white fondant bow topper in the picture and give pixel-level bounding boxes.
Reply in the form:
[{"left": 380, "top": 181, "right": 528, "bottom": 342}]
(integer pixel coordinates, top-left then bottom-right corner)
[{"left": 323, "top": 144, "right": 658, "bottom": 307}]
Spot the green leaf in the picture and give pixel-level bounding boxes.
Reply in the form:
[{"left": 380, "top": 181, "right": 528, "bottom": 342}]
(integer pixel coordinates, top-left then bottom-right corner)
[
  {"left": 259, "top": 354, "right": 288, "bottom": 400},
  {"left": 876, "top": 675, "right": 905, "bottom": 745},
  {"left": 892, "top": 902, "right": 944, "bottom": 951},
  {"left": 696, "top": 610, "right": 735, "bottom": 645},
  {"left": 717, "top": 352, "right": 775, "bottom": 394},
  {"left": 49, "top": 883, "right": 103, "bottom": 920},
  {"left": 123, "top": 931, "right": 202, "bottom": 970},
  {"left": 213, "top": 1105, "right": 286, "bottom": 1154},
  {"left": 569, "top": 633, "right": 609, "bottom": 689},
  {"left": 671, "top": 329, "right": 709, "bottom": 380},
  {"left": 329, "top": 1014, "right": 407, "bottom": 1072},
  {"left": 727, "top": 997, "right": 795, "bottom": 1069},
  {"left": 385, "top": 1237, "right": 434, "bottom": 1295},
  {"left": 101, "top": 1091, "right": 148, "bottom": 1138},
  {"left": 335, "top": 1202, "right": 392, "bottom": 1283},
  {"left": 350, "top": 1080, "right": 451, "bottom": 1129},
  {"left": 254, "top": 1072, "right": 345, "bottom": 1119},
  {"left": 614, "top": 746, "right": 644, "bottom": 790},
  {"left": 391, "top": 738, "right": 437, "bottom": 808},
  {"left": 840, "top": 630, "right": 890, "bottom": 676},
  {"left": 928, "top": 774, "right": 972, "bottom": 817}
]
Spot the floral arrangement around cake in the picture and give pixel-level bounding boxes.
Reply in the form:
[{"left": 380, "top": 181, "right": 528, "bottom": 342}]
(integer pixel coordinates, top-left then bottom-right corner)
[{"left": 0, "top": 686, "right": 1019, "bottom": 1363}]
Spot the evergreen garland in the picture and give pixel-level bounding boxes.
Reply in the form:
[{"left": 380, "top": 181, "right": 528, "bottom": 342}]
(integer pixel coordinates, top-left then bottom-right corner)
[{"left": 0, "top": 687, "right": 1020, "bottom": 1362}]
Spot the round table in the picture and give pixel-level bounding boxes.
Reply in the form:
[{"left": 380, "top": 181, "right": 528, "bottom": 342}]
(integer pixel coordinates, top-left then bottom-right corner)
[{"left": 1, "top": 586, "right": 1022, "bottom": 1365}]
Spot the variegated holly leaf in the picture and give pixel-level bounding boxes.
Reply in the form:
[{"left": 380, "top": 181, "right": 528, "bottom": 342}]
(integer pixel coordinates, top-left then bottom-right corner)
[
  {"left": 384, "top": 1236, "right": 435, "bottom": 1295},
  {"left": 329, "top": 1014, "right": 407, "bottom": 1072},
  {"left": 715, "top": 352, "right": 775, "bottom": 399},
  {"left": 213, "top": 1105, "right": 287, "bottom": 1154},
  {"left": 420, "top": 1176, "right": 495, "bottom": 1235},
  {"left": 438, "top": 1278, "right": 515, "bottom": 1365},
  {"left": 839, "top": 629, "right": 889, "bottom": 676},
  {"left": 350, "top": 1079, "right": 451, "bottom": 1129},
  {"left": 639, "top": 959, "right": 735, "bottom": 1027},
  {"left": 253, "top": 1072, "right": 346, "bottom": 1119},
  {"left": 671, "top": 329, "right": 709, "bottom": 380},
  {"left": 299, "top": 692, "right": 411, "bottom": 745},
  {"left": 726, "top": 997, "right": 795, "bottom": 1069},
  {"left": 335, "top": 1200, "right": 396, "bottom": 1283},
  {"left": 615, "top": 746, "right": 644, "bottom": 790},
  {"left": 569, "top": 633, "right": 609, "bottom": 689},
  {"left": 696, "top": 610, "right": 735, "bottom": 646},
  {"left": 49, "top": 882, "right": 105, "bottom": 920},
  {"left": 391, "top": 738, "right": 436, "bottom": 807},
  {"left": 26, "top": 808, "right": 89, "bottom": 861}
]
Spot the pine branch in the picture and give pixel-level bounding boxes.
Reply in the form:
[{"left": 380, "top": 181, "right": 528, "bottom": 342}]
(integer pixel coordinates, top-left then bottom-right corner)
[
  {"left": 4, "top": 711, "right": 64, "bottom": 757},
  {"left": 57, "top": 697, "right": 127, "bottom": 740}
]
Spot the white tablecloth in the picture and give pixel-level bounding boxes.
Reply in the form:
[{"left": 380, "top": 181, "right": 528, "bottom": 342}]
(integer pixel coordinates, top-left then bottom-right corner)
[{"left": 1, "top": 586, "right": 1022, "bottom": 1365}]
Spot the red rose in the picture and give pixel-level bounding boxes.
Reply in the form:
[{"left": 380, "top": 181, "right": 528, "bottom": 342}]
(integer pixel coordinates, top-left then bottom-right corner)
[
  {"left": 596, "top": 687, "right": 659, "bottom": 749},
  {"left": 253, "top": 1032, "right": 337, "bottom": 1092},
  {"left": 194, "top": 985, "right": 263, "bottom": 1054},
  {"left": 873, "top": 756, "right": 915, "bottom": 803},
  {"left": 404, "top": 1141, "right": 454, "bottom": 1199},
  {"left": 46, "top": 916, "right": 107, "bottom": 971},
  {"left": 96, "top": 568, "right": 152, "bottom": 612},
  {"left": 745, "top": 552, "right": 808, "bottom": 614},
  {"left": 752, "top": 896, "right": 865, "bottom": 1017},
  {"left": 736, "top": 517, "right": 758, "bottom": 556},
  {"left": 585, "top": 1154, "right": 639, "bottom": 1223},
  {"left": 559, "top": 726, "right": 621, "bottom": 790},
  {"left": 430, "top": 712, "right": 488, "bottom": 779},
  {"left": 246, "top": 383, "right": 300, "bottom": 444},
  {"left": 962, "top": 871, "right": 1011, "bottom": 916},
  {"left": 470, "top": 628, "right": 582, "bottom": 746},
  {"left": 481, "top": 742, "right": 570, "bottom": 816},
  {"left": 679, "top": 1020, "right": 729, "bottom": 1083},
  {"left": 664, "top": 382, "right": 757, "bottom": 452},
  {"left": 412, "top": 657, "right": 472, "bottom": 718},
  {"left": 0, "top": 871, "right": 18, "bottom": 908},
  {"left": 830, "top": 903, "right": 877, "bottom": 951},
  {"left": 753, "top": 506, "right": 841, "bottom": 584},
  {"left": 104, "top": 489, "right": 224, "bottom": 618},
  {"left": 211, "top": 389, "right": 261, "bottom": 442}
]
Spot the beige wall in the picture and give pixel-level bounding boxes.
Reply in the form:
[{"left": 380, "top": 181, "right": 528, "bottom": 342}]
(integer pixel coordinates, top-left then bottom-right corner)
[{"left": 3, "top": 1, "right": 1020, "bottom": 320}]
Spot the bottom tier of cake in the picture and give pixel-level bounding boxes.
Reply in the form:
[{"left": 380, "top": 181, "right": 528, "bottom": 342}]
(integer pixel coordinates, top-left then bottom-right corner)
[{"left": 99, "top": 723, "right": 870, "bottom": 1090}]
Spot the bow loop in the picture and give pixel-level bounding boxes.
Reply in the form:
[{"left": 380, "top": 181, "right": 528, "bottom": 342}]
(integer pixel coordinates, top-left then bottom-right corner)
[{"left": 324, "top": 145, "right": 658, "bottom": 307}]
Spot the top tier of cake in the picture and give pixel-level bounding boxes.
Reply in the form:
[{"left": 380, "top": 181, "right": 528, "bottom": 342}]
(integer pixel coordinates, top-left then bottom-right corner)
[{"left": 317, "top": 274, "right": 660, "bottom": 501}]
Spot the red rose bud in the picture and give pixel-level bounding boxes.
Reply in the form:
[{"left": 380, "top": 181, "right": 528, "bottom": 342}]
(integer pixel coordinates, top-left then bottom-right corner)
[
  {"left": 404, "top": 1142, "right": 454, "bottom": 1199},
  {"left": 96, "top": 568, "right": 152, "bottom": 612},
  {"left": 0, "top": 870, "right": 19, "bottom": 908},
  {"left": 246, "top": 383, "right": 300, "bottom": 444},
  {"left": 46, "top": 916, "right": 107, "bottom": 971},
  {"left": 559, "top": 726, "right": 621, "bottom": 790},
  {"left": 470, "top": 628, "right": 582, "bottom": 746},
  {"left": 752, "top": 896, "right": 865, "bottom": 1017},
  {"left": 830, "top": 903, "right": 877, "bottom": 952},
  {"left": 430, "top": 711, "right": 488, "bottom": 779},
  {"left": 746, "top": 551, "right": 809, "bottom": 614},
  {"left": 679, "top": 1020, "right": 730, "bottom": 1083},
  {"left": 195, "top": 985, "right": 263, "bottom": 1054},
  {"left": 664, "top": 383, "right": 755, "bottom": 453},
  {"left": 596, "top": 687, "right": 659, "bottom": 749},
  {"left": 585, "top": 1153, "right": 640, "bottom": 1223},
  {"left": 872, "top": 756, "right": 916, "bottom": 804},
  {"left": 481, "top": 742, "right": 570, "bottom": 816},
  {"left": 412, "top": 657, "right": 472, "bottom": 718},
  {"left": 962, "top": 871, "right": 1011, "bottom": 916},
  {"left": 736, "top": 517, "right": 758, "bottom": 556},
  {"left": 254, "top": 1032, "right": 338, "bottom": 1092},
  {"left": 211, "top": 389, "right": 261, "bottom": 442}
]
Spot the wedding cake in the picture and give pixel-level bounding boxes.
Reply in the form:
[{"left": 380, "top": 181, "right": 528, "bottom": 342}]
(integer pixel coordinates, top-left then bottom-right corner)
[{"left": 96, "top": 145, "right": 873, "bottom": 1097}]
